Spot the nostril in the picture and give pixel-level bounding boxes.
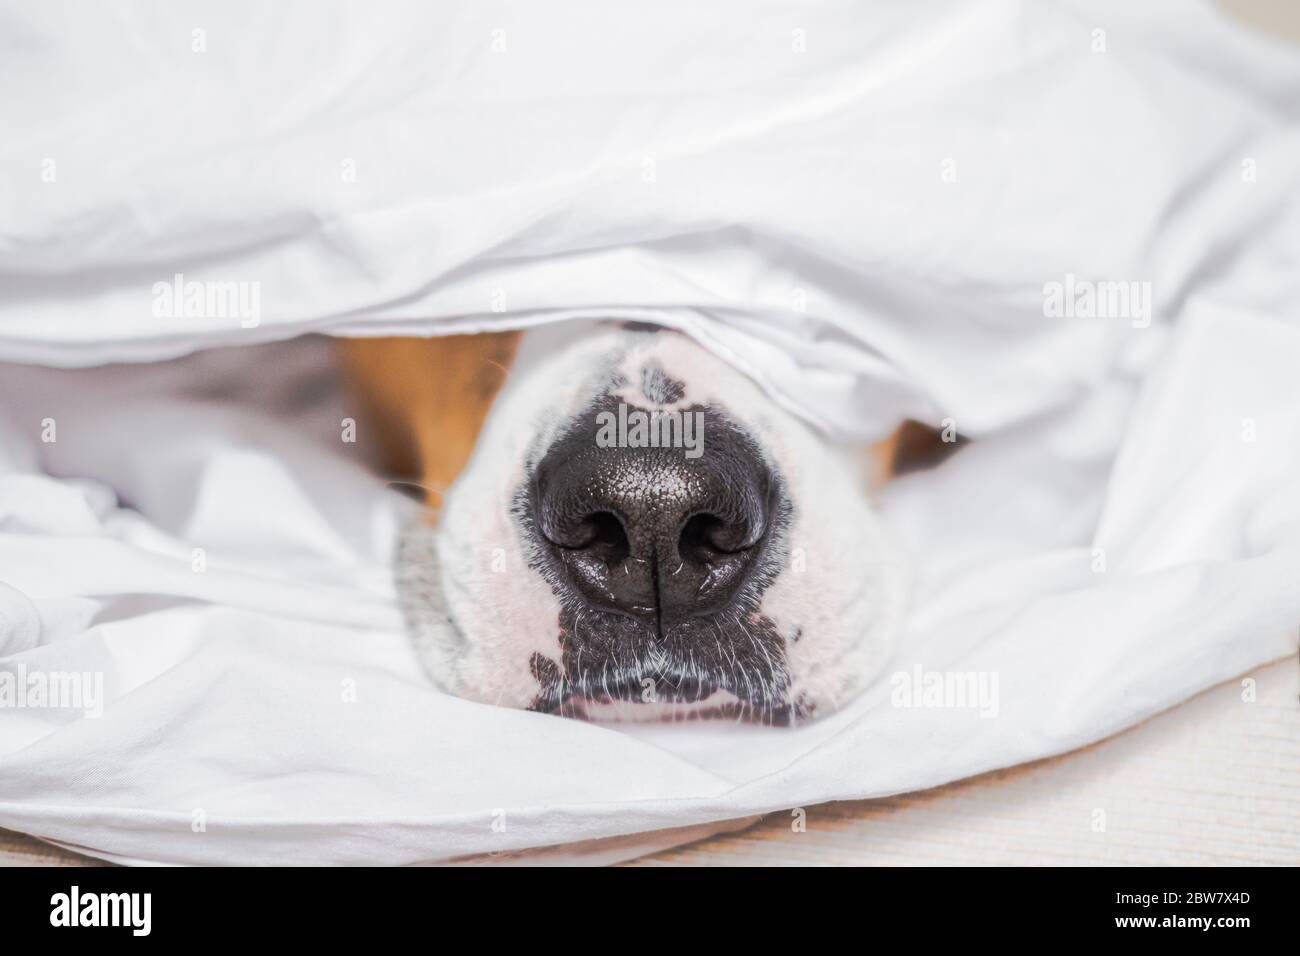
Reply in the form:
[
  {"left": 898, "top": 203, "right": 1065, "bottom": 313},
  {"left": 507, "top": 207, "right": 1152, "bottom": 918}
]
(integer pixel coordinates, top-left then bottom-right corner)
[
  {"left": 542, "top": 509, "right": 630, "bottom": 564},
  {"left": 678, "top": 512, "right": 762, "bottom": 563},
  {"left": 573, "top": 511, "right": 629, "bottom": 563}
]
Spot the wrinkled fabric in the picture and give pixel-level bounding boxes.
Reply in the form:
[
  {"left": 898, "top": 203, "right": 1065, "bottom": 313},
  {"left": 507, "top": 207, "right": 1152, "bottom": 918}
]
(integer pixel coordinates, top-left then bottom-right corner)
[{"left": 0, "top": 0, "right": 1297, "bottom": 864}]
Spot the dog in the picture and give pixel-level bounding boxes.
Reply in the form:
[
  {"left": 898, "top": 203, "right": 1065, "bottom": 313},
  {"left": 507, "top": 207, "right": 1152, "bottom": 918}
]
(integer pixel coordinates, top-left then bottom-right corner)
[{"left": 341, "top": 321, "right": 938, "bottom": 725}]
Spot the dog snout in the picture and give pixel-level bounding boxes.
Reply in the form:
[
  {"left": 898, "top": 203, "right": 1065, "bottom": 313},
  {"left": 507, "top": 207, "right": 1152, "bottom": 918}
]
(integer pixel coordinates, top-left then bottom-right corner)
[{"left": 535, "top": 413, "right": 772, "bottom": 633}]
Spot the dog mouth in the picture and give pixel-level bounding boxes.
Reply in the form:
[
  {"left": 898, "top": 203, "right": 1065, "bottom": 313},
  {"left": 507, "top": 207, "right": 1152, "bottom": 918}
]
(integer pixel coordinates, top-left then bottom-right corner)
[
  {"left": 530, "top": 657, "right": 717, "bottom": 713},
  {"left": 541, "top": 695, "right": 806, "bottom": 725},
  {"left": 522, "top": 594, "right": 807, "bottom": 725},
  {"left": 527, "top": 646, "right": 809, "bottom": 725}
]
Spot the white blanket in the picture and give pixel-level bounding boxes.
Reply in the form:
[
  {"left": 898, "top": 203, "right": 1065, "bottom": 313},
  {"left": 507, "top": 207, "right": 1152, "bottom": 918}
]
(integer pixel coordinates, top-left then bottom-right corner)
[{"left": 1, "top": 0, "right": 1298, "bottom": 865}]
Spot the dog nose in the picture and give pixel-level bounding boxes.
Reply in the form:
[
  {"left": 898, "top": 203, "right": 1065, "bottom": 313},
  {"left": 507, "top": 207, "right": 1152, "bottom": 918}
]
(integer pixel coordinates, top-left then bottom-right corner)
[{"left": 534, "top": 415, "right": 773, "bottom": 633}]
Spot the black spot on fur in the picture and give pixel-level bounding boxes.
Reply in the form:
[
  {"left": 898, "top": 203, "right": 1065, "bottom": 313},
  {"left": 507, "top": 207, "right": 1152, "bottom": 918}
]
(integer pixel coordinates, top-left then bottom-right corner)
[
  {"left": 639, "top": 362, "right": 685, "bottom": 405},
  {"left": 527, "top": 652, "right": 566, "bottom": 715}
]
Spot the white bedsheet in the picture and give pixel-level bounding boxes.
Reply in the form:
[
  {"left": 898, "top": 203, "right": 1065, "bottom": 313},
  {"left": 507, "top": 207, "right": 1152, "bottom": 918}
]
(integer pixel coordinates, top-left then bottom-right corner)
[{"left": 0, "top": 0, "right": 1298, "bottom": 865}]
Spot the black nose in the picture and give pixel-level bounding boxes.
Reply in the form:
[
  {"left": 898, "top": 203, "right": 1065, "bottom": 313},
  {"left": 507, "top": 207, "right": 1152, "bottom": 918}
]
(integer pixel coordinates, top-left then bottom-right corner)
[{"left": 534, "top": 407, "right": 773, "bottom": 634}]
